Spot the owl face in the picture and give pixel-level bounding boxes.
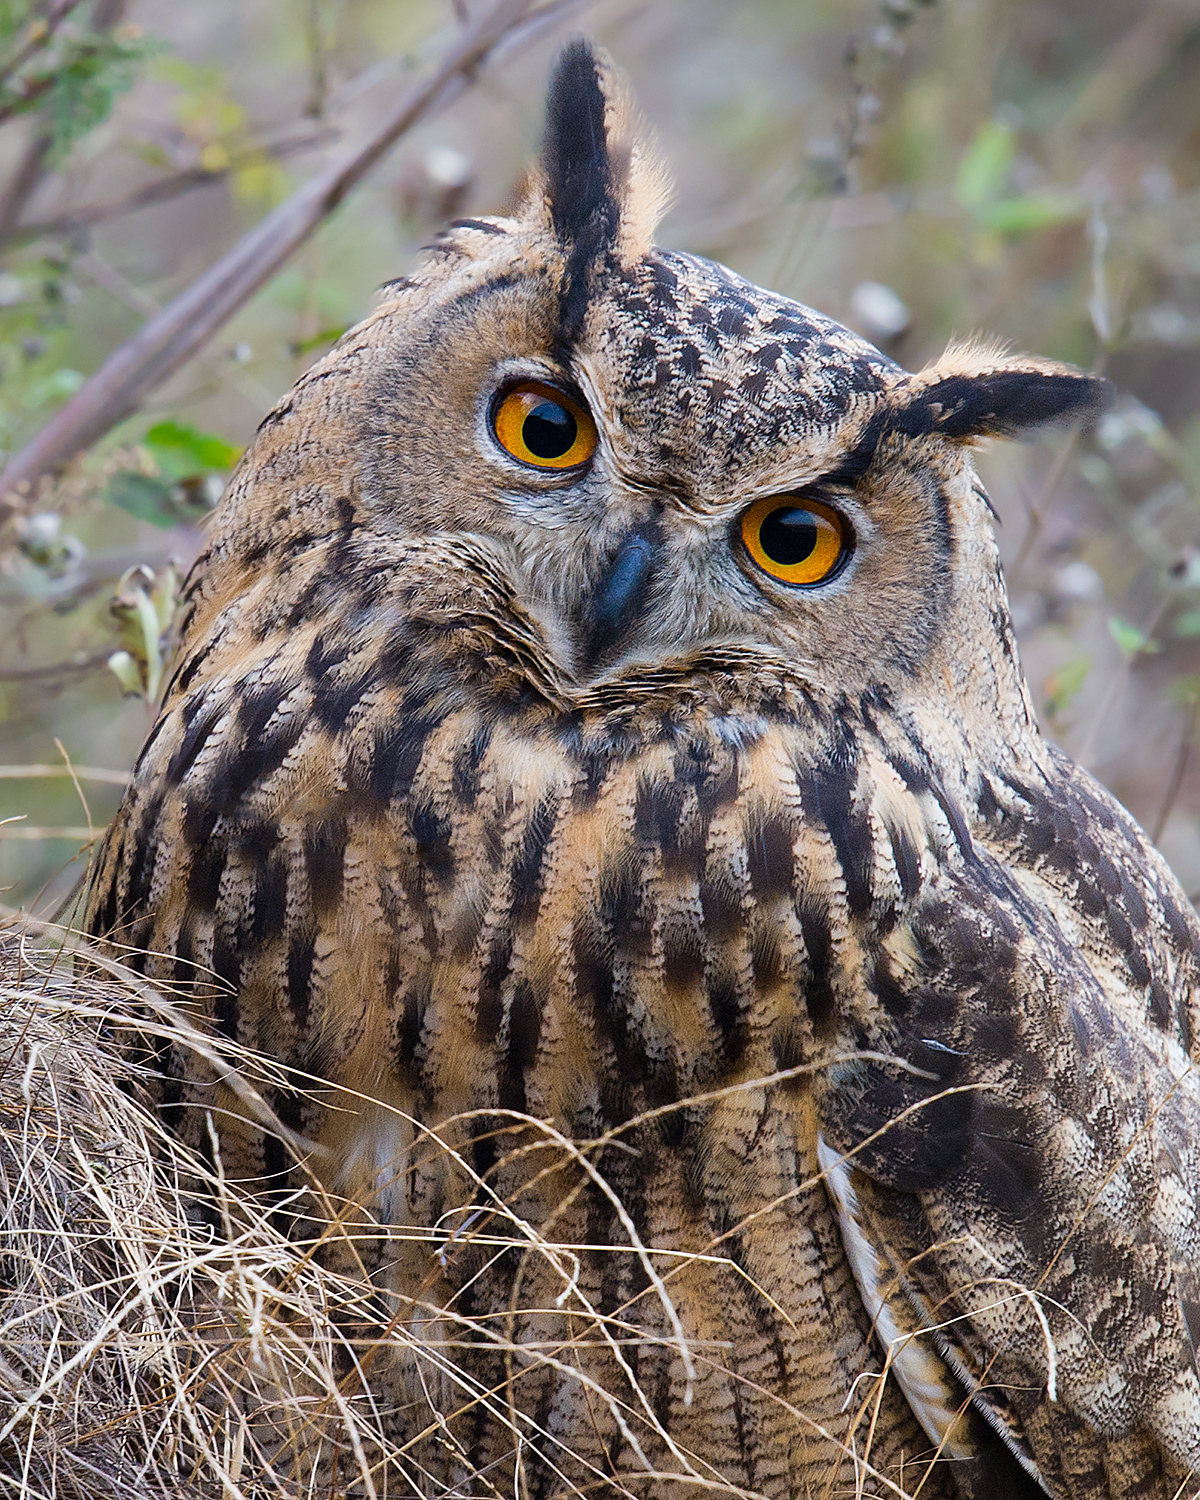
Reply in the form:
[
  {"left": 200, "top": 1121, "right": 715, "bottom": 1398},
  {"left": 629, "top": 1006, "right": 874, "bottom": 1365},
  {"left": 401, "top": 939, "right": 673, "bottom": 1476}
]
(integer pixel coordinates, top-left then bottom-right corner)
[{"left": 205, "top": 45, "right": 1102, "bottom": 727}]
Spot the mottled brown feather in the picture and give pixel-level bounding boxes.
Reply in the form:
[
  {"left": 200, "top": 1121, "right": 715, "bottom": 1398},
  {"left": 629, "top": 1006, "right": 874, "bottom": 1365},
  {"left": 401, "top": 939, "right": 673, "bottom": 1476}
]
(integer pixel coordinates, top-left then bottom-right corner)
[{"left": 85, "top": 39, "right": 1197, "bottom": 1500}]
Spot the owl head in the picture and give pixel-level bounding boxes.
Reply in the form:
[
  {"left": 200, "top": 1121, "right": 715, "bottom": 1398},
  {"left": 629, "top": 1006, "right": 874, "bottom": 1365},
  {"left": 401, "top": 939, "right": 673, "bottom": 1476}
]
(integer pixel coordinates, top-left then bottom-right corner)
[{"left": 192, "top": 41, "right": 1104, "bottom": 756}]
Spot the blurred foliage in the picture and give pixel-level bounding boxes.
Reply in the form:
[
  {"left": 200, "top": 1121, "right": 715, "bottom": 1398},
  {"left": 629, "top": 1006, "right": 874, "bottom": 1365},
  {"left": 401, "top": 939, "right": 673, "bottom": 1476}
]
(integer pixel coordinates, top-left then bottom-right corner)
[
  {"left": 106, "top": 421, "right": 240, "bottom": 527},
  {"left": 5, "top": 0, "right": 1200, "bottom": 910},
  {"left": 0, "top": 0, "right": 152, "bottom": 160}
]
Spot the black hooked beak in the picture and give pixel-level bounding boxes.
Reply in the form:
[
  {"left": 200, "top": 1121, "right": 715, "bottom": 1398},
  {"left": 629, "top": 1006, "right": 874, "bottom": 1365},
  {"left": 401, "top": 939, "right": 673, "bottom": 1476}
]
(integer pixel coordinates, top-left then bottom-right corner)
[{"left": 583, "top": 520, "right": 662, "bottom": 667}]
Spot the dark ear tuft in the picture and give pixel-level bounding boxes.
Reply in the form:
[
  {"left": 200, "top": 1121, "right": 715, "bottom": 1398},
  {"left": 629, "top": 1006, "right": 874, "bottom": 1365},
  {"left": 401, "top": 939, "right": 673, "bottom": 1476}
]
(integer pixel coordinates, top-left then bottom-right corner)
[
  {"left": 896, "top": 370, "right": 1109, "bottom": 441},
  {"left": 543, "top": 39, "right": 619, "bottom": 254},
  {"left": 892, "top": 345, "right": 1109, "bottom": 442},
  {"left": 535, "top": 41, "right": 670, "bottom": 341}
]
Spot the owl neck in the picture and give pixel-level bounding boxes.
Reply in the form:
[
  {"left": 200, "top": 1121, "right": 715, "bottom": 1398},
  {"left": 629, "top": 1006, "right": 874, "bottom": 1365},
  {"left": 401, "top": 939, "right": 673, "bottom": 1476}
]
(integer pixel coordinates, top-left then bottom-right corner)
[{"left": 878, "top": 504, "right": 1053, "bottom": 819}]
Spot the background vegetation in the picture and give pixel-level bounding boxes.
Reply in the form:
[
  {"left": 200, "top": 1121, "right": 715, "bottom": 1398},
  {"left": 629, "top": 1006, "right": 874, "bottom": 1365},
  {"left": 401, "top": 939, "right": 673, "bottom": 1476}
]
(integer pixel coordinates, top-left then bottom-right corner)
[{"left": 2, "top": 0, "right": 1199, "bottom": 911}]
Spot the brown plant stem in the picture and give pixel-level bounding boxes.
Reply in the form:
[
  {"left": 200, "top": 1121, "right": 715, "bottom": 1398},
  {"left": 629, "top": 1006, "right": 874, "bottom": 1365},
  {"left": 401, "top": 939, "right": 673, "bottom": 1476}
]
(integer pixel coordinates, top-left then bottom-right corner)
[
  {"left": 1076, "top": 597, "right": 1170, "bottom": 772},
  {"left": 0, "top": 1, "right": 128, "bottom": 254},
  {"left": 1152, "top": 697, "right": 1199, "bottom": 846},
  {"left": 0, "top": 649, "right": 112, "bottom": 681},
  {"left": 0, "top": 0, "right": 563, "bottom": 516},
  {"left": 0, "top": 72, "right": 55, "bottom": 132},
  {"left": 0, "top": 2, "right": 86, "bottom": 93},
  {"left": 7, "top": 129, "right": 337, "bottom": 247},
  {"left": 0, "top": 129, "right": 51, "bottom": 245}
]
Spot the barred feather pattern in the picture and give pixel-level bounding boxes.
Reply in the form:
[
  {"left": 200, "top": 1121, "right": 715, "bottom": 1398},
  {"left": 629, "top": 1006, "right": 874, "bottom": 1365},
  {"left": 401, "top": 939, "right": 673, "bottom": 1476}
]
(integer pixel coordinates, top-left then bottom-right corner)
[
  {"left": 83, "top": 39, "right": 1200, "bottom": 1500},
  {"left": 87, "top": 566, "right": 1200, "bottom": 1496}
]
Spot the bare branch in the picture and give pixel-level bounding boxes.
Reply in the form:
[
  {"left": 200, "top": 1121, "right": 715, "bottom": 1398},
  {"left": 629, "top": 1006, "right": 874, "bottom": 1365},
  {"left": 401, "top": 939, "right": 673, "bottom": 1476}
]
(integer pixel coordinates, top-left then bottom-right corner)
[
  {"left": 0, "top": 129, "right": 51, "bottom": 244},
  {"left": 0, "top": 0, "right": 566, "bottom": 512},
  {"left": 1152, "top": 698, "right": 1199, "bottom": 845},
  {"left": 0, "top": 649, "right": 112, "bottom": 681},
  {"left": 0, "top": 71, "right": 55, "bottom": 131},
  {"left": 0, "top": 820, "right": 94, "bottom": 840},
  {"left": 8, "top": 129, "right": 337, "bottom": 246}
]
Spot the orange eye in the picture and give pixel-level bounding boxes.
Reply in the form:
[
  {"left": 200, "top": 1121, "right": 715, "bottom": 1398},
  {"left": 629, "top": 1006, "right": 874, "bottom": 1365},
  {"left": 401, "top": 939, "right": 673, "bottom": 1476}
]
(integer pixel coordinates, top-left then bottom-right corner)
[
  {"left": 491, "top": 381, "right": 597, "bottom": 470},
  {"left": 740, "top": 494, "right": 849, "bottom": 587}
]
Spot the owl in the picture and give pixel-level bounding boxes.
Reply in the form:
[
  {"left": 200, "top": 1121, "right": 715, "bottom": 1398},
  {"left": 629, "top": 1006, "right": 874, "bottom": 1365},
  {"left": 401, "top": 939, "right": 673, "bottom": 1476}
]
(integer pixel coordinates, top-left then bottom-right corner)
[{"left": 85, "top": 40, "right": 1200, "bottom": 1500}]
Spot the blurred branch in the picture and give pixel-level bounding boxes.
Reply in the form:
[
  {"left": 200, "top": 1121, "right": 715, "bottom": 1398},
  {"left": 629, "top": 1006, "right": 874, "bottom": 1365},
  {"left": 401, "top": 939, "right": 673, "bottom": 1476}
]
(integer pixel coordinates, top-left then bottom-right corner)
[
  {"left": 1064, "top": 0, "right": 1200, "bottom": 138},
  {"left": 303, "top": 0, "right": 330, "bottom": 120},
  {"left": 0, "top": 763, "right": 128, "bottom": 784},
  {"left": 0, "top": 129, "right": 51, "bottom": 244},
  {"left": 0, "top": 0, "right": 571, "bottom": 512},
  {"left": 0, "top": 3, "right": 86, "bottom": 93},
  {"left": 8, "top": 128, "right": 338, "bottom": 246},
  {"left": 73, "top": 247, "right": 159, "bottom": 315},
  {"left": 0, "top": 72, "right": 55, "bottom": 132},
  {"left": 0, "top": 0, "right": 128, "bottom": 250},
  {"left": 0, "top": 820, "right": 94, "bottom": 840},
  {"left": 0, "top": 649, "right": 112, "bottom": 681},
  {"left": 1152, "top": 698, "right": 1199, "bottom": 845},
  {"left": 1008, "top": 420, "right": 1085, "bottom": 586},
  {"left": 1077, "top": 597, "right": 1170, "bottom": 772}
]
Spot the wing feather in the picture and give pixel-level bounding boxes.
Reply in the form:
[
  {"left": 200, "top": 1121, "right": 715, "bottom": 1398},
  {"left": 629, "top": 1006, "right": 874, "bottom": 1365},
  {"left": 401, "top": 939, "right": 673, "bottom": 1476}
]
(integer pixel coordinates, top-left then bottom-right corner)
[
  {"left": 818, "top": 1132, "right": 1052, "bottom": 1498},
  {"left": 817, "top": 775, "right": 1200, "bottom": 1497}
]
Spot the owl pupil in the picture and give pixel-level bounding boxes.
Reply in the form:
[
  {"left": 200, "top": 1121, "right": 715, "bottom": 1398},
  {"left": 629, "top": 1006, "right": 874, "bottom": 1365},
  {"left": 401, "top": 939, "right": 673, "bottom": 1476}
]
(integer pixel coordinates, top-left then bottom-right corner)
[
  {"left": 759, "top": 506, "right": 819, "bottom": 565},
  {"left": 523, "top": 400, "right": 577, "bottom": 458}
]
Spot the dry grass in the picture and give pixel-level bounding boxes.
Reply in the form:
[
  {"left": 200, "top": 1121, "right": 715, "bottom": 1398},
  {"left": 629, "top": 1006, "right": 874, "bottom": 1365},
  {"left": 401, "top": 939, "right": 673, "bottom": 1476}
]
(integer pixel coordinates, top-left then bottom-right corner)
[
  {"left": 0, "top": 920, "right": 956, "bottom": 1500},
  {"left": 0, "top": 920, "right": 394, "bottom": 1498}
]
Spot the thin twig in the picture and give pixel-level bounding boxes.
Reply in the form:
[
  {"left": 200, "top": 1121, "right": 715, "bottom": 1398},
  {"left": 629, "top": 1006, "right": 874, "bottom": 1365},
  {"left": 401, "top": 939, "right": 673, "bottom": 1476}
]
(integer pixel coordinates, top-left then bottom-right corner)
[
  {"left": 0, "top": 129, "right": 50, "bottom": 245},
  {"left": 304, "top": 0, "right": 330, "bottom": 121},
  {"left": 73, "top": 247, "right": 159, "bottom": 315},
  {"left": 1152, "top": 697, "right": 1198, "bottom": 845},
  {"left": 0, "top": 1, "right": 85, "bottom": 93},
  {"left": 52, "top": 736, "right": 93, "bottom": 843},
  {"left": 0, "top": 764, "right": 128, "bottom": 785},
  {"left": 1008, "top": 419, "right": 1083, "bottom": 587},
  {"left": 0, "top": 821, "right": 94, "bottom": 840},
  {"left": 0, "top": 0, "right": 570, "bottom": 514},
  {"left": 0, "top": 649, "right": 113, "bottom": 682},
  {"left": 1076, "top": 597, "right": 1169, "bottom": 771},
  {"left": 7, "top": 129, "right": 337, "bottom": 247},
  {"left": 0, "top": 1, "right": 129, "bottom": 255}
]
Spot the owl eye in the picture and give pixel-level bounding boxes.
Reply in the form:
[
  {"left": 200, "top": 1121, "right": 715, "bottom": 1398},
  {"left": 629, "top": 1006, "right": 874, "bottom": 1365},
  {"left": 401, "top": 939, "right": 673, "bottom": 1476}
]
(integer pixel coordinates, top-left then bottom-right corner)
[
  {"left": 491, "top": 381, "right": 598, "bottom": 470},
  {"left": 740, "top": 494, "right": 849, "bottom": 587}
]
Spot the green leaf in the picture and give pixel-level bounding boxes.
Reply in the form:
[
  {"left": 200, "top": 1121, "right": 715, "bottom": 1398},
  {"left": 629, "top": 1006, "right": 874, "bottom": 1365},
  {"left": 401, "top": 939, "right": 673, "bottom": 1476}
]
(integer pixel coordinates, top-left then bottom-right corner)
[
  {"left": 977, "top": 190, "right": 1081, "bottom": 235},
  {"left": 107, "top": 649, "right": 143, "bottom": 697},
  {"left": 43, "top": 31, "right": 158, "bottom": 163},
  {"left": 289, "top": 325, "right": 349, "bottom": 356},
  {"left": 1175, "top": 608, "right": 1200, "bottom": 639},
  {"left": 107, "top": 469, "right": 219, "bottom": 527},
  {"left": 1108, "top": 616, "right": 1160, "bottom": 655},
  {"left": 1043, "top": 656, "right": 1090, "bottom": 718},
  {"left": 954, "top": 119, "right": 1016, "bottom": 210},
  {"left": 106, "top": 471, "right": 181, "bottom": 527},
  {"left": 143, "top": 420, "right": 241, "bottom": 474}
]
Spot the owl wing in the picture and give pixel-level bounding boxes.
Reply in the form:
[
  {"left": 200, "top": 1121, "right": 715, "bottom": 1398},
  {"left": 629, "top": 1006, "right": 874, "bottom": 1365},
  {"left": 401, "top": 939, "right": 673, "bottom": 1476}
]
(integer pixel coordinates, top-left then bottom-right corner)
[{"left": 816, "top": 763, "right": 1200, "bottom": 1500}]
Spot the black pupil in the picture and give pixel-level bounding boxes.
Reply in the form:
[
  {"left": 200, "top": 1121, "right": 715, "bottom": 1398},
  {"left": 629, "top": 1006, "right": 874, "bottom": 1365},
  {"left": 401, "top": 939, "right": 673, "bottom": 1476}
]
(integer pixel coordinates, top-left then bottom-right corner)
[
  {"left": 759, "top": 506, "right": 822, "bottom": 565},
  {"left": 523, "top": 399, "right": 577, "bottom": 459}
]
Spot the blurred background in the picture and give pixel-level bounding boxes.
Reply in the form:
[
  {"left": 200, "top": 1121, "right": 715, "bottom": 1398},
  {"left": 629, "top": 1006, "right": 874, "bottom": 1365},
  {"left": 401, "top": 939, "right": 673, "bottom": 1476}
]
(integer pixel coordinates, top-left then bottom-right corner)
[{"left": 1, "top": 0, "right": 1199, "bottom": 914}]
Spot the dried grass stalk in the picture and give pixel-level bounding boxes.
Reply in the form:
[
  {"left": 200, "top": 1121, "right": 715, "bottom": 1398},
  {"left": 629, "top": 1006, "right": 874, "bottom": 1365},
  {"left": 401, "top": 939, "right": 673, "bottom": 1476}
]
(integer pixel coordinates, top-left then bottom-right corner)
[{"left": 0, "top": 923, "right": 929, "bottom": 1499}]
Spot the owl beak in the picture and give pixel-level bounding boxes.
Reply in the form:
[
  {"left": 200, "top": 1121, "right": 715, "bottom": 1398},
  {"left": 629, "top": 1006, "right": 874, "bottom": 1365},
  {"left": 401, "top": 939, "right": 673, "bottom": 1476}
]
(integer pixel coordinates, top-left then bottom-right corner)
[{"left": 583, "top": 520, "right": 661, "bottom": 667}]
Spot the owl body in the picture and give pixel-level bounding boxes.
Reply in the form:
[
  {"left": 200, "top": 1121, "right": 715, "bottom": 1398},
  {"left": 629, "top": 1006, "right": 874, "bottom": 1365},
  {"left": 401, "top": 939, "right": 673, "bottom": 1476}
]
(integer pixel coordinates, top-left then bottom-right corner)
[{"left": 86, "top": 44, "right": 1200, "bottom": 1499}]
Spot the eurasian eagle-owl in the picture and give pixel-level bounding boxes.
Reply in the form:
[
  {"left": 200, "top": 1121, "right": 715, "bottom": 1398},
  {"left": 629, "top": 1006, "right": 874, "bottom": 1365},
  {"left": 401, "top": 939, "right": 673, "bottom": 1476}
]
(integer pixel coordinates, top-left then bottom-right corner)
[{"left": 85, "top": 40, "right": 1200, "bottom": 1500}]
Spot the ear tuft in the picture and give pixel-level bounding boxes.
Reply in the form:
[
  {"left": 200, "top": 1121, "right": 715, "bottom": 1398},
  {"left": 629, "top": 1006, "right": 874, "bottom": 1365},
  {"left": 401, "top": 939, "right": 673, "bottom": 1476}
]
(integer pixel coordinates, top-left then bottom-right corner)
[
  {"left": 893, "top": 339, "right": 1109, "bottom": 442},
  {"left": 543, "top": 39, "right": 617, "bottom": 253},
  {"left": 536, "top": 40, "right": 672, "bottom": 340}
]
